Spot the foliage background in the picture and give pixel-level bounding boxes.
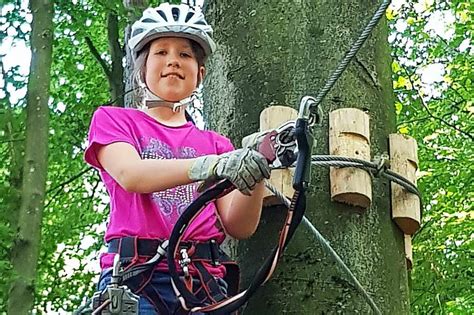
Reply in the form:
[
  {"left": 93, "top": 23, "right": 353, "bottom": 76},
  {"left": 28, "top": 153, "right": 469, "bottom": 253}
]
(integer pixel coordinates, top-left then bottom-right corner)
[
  {"left": 0, "top": 0, "right": 472, "bottom": 313},
  {"left": 388, "top": 1, "right": 473, "bottom": 313}
]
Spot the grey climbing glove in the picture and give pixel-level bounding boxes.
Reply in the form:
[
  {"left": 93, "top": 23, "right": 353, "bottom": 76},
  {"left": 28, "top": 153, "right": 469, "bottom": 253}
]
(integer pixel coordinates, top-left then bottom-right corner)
[
  {"left": 189, "top": 148, "right": 271, "bottom": 195},
  {"left": 241, "top": 131, "right": 269, "bottom": 152}
]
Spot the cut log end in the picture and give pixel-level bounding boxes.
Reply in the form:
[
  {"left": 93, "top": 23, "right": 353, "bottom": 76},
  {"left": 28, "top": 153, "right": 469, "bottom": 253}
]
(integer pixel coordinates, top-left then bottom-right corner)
[
  {"left": 394, "top": 217, "right": 421, "bottom": 235},
  {"left": 332, "top": 192, "right": 371, "bottom": 209}
]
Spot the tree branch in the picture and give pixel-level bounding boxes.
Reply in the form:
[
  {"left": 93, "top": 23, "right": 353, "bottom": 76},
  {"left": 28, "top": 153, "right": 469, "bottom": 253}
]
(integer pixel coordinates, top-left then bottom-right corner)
[
  {"left": 417, "top": 89, "right": 473, "bottom": 140},
  {"left": 403, "top": 67, "right": 474, "bottom": 140},
  {"left": 84, "top": 36, "right": 111, "bottom": 78},
  {"left": 44, "top": 186, "right": 64, "bottom": 209},
  {"left": 0, "top": 137, "right": 25, "bottom": 143},
  {"left": 87, "top": 176, "right": 101, "bottom": 211},
  {"left": 397, "top": 116, "right": 430, "bottom": 126},
  {"left": 46, "top": 167, "right": 93, "bottom": 194},
  {"left": 411, "top": 282, "right": 435, "bottom": 305}
]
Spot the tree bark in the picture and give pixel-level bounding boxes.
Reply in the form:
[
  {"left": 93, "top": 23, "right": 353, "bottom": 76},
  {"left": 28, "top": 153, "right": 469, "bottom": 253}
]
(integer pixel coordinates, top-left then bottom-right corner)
[
  {"left": 123, "top": 0, "right": 148, "bottom": 107},
  {"left": 107, "top": 11, "right": 125, "bottom": 107},
  {"left": 205, "top": 1, "right": 410, "bottom": 313},
  {"left": 8, "top": 0, "right": 54, "bottom": 314}
]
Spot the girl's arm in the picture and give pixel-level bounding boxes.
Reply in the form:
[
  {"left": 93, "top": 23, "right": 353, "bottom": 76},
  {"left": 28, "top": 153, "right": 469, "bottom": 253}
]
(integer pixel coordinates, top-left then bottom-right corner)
[
  {"left": 97, "top": 141, "right": 197, "bottom": 193},
  {"left": 215, "top": 182, "right": 265, "bottom": 240},
  {"left": 98, "top": 141, "right": 267, "bottom": 239}
]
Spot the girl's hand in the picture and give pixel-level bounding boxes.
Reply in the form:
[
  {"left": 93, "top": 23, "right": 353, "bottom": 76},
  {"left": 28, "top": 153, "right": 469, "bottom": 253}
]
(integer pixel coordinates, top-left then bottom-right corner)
[{"left": 188, "top": 148, "right": 270, "bottom": 195}]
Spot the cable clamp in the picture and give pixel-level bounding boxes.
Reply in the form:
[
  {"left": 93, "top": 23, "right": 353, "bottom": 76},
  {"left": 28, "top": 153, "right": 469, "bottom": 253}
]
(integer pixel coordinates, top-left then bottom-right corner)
[{"left": 373, "top": 153, "right": 390, "bottom": 178}]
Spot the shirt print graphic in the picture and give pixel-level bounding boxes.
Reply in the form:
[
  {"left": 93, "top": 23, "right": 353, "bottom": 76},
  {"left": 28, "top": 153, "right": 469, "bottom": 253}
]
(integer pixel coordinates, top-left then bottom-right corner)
[{"left": 140, "top": 137, "right": 200, "bottom": 225}]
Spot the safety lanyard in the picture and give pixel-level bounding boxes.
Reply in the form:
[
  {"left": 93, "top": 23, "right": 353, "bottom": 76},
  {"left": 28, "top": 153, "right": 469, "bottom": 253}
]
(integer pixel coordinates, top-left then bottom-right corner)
[{"left": 167, "top": 97, "right": 321, "bottom": 314}]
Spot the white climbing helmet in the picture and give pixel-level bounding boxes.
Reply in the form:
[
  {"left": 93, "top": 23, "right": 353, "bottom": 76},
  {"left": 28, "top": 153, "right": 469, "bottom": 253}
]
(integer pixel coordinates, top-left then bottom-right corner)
[{"left": 129, "top": 3, "right": 216, "bottom": 59}]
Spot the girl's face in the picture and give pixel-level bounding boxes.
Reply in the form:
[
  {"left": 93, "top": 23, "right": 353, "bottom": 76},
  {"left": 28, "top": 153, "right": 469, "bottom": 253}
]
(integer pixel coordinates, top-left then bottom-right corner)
[{"left": 145, "top": 37, "right": 204, "bottom": 102}]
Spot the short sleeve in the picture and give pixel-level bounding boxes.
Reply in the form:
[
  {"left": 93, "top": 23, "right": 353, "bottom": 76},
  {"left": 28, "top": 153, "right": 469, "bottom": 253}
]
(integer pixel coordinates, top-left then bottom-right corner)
[
  {"left": 215, "top": 135, "right": 234, "bottom": 155},
  {"left": 84, "top": 107, "right": 137, "bottom": 170}
]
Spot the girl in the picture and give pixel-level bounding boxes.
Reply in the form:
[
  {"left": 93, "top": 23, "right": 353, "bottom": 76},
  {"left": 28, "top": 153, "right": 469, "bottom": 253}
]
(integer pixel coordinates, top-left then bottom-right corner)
[{"left": 84, "top": 3, "right": 270, "bottom": 314}]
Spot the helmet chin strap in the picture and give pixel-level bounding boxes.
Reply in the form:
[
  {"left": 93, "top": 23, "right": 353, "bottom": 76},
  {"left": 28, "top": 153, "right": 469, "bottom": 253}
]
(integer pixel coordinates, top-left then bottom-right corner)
[
  {"left": 141, "top": 72, "right": 202, "bottom": 112},
  {"left": 141, "top": 83, "right": 198, "bottom": 113}
]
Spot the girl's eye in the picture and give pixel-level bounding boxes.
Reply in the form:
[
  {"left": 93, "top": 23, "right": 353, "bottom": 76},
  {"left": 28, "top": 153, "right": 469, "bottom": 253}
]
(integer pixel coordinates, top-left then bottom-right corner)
[
  {"left": 180, "top": 52, "right": 192, "bottom": 58},
  {"left": 155, "top": 50, "right": 166, "bottom": 55}
]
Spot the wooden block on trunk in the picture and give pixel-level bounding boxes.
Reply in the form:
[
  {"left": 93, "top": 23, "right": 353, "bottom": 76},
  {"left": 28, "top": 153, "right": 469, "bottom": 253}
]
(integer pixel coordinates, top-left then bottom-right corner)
[
  {"left": 329, "top": 108, "right": 372, "bottom": 208},
  {"left": 389, "top": 134, "right": 420, "bottom": 235}
]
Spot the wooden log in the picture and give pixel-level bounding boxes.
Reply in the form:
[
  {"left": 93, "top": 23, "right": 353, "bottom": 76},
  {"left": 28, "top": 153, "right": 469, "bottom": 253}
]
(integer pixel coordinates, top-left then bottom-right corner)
[
  {"left": 389, "top": 134, "right": 421, "bottom": 235},
  {"left": 329, "top": 108, "right": 372, "bottom": 208},
  {"left": 259, "top": 106, "right": 297, "bottom": 206},
  {"left": 404, "top": 234, "right": 413, "bottom": 270}
]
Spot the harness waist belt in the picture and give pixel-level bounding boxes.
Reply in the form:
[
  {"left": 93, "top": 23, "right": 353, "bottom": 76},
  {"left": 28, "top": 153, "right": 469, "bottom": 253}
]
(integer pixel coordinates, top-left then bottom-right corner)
[{"left": 107, "top": 237, "right": 223, "bottom": 265}]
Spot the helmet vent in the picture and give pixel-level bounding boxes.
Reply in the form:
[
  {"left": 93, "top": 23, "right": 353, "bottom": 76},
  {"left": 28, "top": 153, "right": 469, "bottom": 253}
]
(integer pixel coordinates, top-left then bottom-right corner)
[
  {"left": 157, "top": 10, "right": 167, "bottom": 21},
  {"left": 185, "top": 11, "right": 194, "bottom": 23},
  {"left": 194, "top": 20, "right": 206, "bottom": 25},
  {"left": 132, "top": 28, "right": 143, "bottom": 37},
  {"left": 142, "top": 18, "right": 155, "bottom": 23},
  {"left": 172, "top": 7, "right": 180, "bottom": 21}
]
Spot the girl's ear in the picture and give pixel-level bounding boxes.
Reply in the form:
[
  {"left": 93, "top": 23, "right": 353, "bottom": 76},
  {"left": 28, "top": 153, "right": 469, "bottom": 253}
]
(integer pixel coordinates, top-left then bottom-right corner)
[{"left": 198, "top": 66, "right": 206, "bottom": 85}]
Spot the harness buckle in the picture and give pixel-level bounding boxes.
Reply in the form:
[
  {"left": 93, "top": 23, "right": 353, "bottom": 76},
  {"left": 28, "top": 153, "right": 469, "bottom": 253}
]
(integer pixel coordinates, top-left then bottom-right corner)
[
  {"left": 179, "top": 248, "right": 191, "bottom": 278},
  {"left": 91, "top": 285, "right": 139, "bottom": 315},
  {"left": 209, "top": 239, "right": 221, "bottom": 267},
  {"left": 91, "top": 255, "right": 139, "bottom": 314}
]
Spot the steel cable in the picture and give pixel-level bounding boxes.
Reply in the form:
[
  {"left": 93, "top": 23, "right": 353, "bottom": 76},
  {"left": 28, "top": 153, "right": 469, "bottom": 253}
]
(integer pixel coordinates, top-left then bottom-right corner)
[
  {"left": 309, "top": 155, "right": 422, "bottom": 201},
  {"left": 265, "top": 151, "right": 422, "bottom": 314},
  {"left": 310, "top": 0, "right": 392, "bottom": 110},
  {"left": 265, "top": 181, "right": 382, "bottom": 315}
]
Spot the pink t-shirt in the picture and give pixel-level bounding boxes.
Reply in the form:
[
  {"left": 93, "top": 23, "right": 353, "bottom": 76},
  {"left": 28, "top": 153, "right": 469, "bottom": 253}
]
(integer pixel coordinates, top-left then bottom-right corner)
[{"left": 84, "top": 106, "right": 234, "bottom": 276}]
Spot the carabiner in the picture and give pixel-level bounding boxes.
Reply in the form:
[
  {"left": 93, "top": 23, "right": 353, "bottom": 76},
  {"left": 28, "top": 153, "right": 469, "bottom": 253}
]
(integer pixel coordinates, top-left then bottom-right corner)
[
  {"left": 293, "top": 97, "right": 317, "bottom": 190},
  {"left": 298, "top": 96, "right": 322, "bottom": 127}
]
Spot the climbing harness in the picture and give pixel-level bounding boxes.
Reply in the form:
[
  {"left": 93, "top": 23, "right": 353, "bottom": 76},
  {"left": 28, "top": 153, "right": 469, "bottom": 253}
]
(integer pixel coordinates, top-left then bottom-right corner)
[{"left": 77, "top": 0, "right": 421, "bottom": 313}]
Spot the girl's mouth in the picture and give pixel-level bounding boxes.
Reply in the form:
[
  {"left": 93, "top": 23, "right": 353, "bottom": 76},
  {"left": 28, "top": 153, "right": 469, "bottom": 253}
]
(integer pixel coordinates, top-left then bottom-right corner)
[{"left": 162, "top": 72, "right": 184, "bottom": 79}]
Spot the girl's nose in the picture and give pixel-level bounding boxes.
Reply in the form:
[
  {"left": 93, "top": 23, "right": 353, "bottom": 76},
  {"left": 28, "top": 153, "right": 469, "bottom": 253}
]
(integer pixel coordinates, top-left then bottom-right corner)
[{"left": 167, "top": 56, "right": 180, "bottom": 68}]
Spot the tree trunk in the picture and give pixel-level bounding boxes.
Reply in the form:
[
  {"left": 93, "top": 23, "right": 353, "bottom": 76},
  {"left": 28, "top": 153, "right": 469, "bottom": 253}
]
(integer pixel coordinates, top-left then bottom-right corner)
[
  {"left": 204, "top": 1, "right": 410, "bottom": 314},
  {"left": 2, "top": 108, "right": 24, "bottom": 230},
  {"left": 123, "top": 0, "right": 148, "bottom": 108},
  {"left": 8, "top": 0, "right": 54, "bottom": 314},
  {"left": 107, "top": 11, "right": 125, "bottom": 107}
]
